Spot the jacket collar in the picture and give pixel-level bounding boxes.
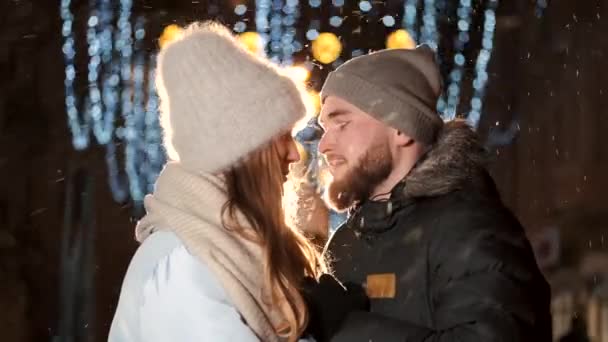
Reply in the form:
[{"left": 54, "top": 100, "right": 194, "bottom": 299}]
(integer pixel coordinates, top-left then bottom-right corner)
[{"left": 349, "top": 120, "right": 498, "bottom": 235}]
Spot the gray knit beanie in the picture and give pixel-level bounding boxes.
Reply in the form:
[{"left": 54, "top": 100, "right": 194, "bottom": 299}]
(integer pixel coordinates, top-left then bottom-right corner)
[
  {"left": 321, "top": 45, "right": 444, "bottom": 144},
  {"left": 156, "top": 22, "right": 309, "bottom": 173}
]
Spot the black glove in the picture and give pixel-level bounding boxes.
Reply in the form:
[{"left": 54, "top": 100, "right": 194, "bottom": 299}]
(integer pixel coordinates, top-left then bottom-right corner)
[{"left": 301, "top": 274, "right": 370, "bottom": 342}]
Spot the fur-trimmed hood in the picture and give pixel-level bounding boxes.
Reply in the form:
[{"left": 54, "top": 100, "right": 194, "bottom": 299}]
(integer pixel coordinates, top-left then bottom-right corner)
[
  {"left": 403, "top": 119, "right": 492, "bottom": 199},
  {"left": 348, "top": 120, "right": 497, "bottom": 235}
]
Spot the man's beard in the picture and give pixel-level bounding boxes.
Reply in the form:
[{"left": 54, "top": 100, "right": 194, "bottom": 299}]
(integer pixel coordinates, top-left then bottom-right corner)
[{"left": 326, "top": 140, "right": 393, "bottom": 212}]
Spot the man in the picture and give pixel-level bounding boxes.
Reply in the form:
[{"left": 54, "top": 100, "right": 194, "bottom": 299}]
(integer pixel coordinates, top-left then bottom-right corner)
[{"left": 307, "top": 46, "right": 552, "bottom": 341}]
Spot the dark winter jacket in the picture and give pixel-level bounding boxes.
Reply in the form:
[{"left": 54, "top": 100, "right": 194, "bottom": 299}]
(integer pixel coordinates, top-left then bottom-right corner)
[{"left": 324, "top": 121, "right": 552, "bottom": 342}]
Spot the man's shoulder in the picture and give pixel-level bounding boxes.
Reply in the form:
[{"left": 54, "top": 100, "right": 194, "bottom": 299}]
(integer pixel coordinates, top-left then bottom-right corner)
[
  {"left": 416, "top": 189, "right": 526, "bottom": 245},
  {"left": 428, "top": 187, "right": 515, "bottom": 219}
]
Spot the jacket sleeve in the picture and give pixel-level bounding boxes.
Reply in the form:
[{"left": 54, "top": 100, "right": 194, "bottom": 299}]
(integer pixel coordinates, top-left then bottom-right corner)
[
  {"left": 138, "top": 245, "right": 260, "bottom": 342},
  {"left": 332, "top": 207, "right": 550, "bottom": 342}
]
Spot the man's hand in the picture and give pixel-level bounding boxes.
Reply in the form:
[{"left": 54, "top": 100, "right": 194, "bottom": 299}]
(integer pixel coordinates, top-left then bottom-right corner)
[{"left": 301, "top": 274, "right": 369, "bottom": 342}]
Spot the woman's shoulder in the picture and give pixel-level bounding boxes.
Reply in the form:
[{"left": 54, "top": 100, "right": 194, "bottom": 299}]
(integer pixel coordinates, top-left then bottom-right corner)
[
  {"left": 125, "top": 230, "right": 226, "bottom": 300},
  {"left": 110, "top": 231, "right": 233, "bottom": 341},
  {"left": 110, "top": 230, "right": 261, "bottom": 342}
]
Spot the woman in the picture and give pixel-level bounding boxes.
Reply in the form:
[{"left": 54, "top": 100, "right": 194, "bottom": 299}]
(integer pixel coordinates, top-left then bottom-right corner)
[{"left": 109, "top": 22, "right": 325, "bottom": 342}]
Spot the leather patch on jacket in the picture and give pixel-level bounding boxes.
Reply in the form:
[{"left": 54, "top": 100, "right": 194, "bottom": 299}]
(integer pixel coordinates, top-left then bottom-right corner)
[{"left": 366, "top": 273, "right": 396, "bottom": 298}]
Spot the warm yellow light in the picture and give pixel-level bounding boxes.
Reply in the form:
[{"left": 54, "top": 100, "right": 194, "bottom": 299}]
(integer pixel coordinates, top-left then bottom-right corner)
[
  {"left": 159, "top": 24, "right": 184, "bottom": 49},
  {"left": 311, "top": 32, "right": 342, "bottom": 64},
  {"left": 295, "top": 141, "right": 308, "bottom": 165},
  {"left": 238, "top": 31, "right": 263, "bottom": 55},
  {"left": 386, "top": 29, "right": 416, "bottom": 50},
  {"left": 285, "top": 65, "right": 311, "bottom": 83},
  {"left": 308, "top": 90, "right": 321, "bottom": 116}
]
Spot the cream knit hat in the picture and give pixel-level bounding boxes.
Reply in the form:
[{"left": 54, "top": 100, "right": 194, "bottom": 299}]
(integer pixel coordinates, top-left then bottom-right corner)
[{"left": 156, "top": 22, "right": 309, "bottom": 173}]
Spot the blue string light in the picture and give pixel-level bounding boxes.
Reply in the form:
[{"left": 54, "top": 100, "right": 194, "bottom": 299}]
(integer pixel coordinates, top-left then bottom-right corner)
[
  {"left": 98, "top": 0, "right": 118, "bottom": 145},
  {"left": 329, "top": 0, "right": 344, "bottom": 29},
  {"left": 402, "top": 0, "right": 419, "bottom": 42},
  {"left": 255, "top": 0, "right": 271, "bottom": 56},
  {"left": 88, "top": 0, "right": 121, "bottom": 146},
  {"left": 233, "top": 3, "right": 248, "bottom": 33},
  {"left": 420, "top": 0, "right": 439, "bottom": 50},
  {"left": 85, "top": 0, "right": 102, "bottom": 148},
  {"left": 61, "top": 0, "right": 166, "bottom": 205},
  {"left": 359, "top": 1, "right": 372, "bottom": 12},
  {"left": 268, "top": 0, "right": 283, "bottom": 64},
  {"left": 61, "top": 0, "right": 90, "bottom": 150},
  {"left": 467, "top": 0, "right": 498, "bottom": 128},
  {"left": 329, "top": 0, "right": 344, "bottom": 65},
  {"left": 305, "top": 1, "right": 320, "bottom": 45},
  {"left": 382, "top": 15, "right": 396, "bottom": 27},
  {"left": 281, "top": 0, "right": 300, "bottom": 65},
  {"left": 143, "top": 54, "right": 166, "bottom": 195},
  {"left": 61, "top": 1, "right": 504, "bottom": 205},
  {"left": 535, "top": 0, "right": 548, "bottom": 18},
  {"left": 442, "top": 0, "right": 473, "bottom": 120},
  {"left": 122, "top": 15, "right": 146, "bottom": 202},
  {"left": 308, "top": 0, "right": 321, "bottom": 8}
]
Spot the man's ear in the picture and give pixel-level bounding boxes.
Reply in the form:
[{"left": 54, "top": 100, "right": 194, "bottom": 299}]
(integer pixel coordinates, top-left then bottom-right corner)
[{"left": 395, "top": 130, "right": 415, "bottom": 147}]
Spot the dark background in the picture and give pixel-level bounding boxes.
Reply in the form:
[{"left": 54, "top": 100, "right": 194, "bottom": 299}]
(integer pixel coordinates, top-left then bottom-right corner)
[{"left": 0, "top": 0, "right": 606, "bottom": 341}]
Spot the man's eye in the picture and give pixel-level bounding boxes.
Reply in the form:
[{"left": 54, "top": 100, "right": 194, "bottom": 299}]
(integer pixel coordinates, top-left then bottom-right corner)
[{"left": 338, "top": 122, "right": 349, "bottom": 130}]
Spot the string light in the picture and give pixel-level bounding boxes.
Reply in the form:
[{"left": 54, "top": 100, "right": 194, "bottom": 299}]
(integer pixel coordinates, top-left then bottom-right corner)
[
  {"left": 420, "top": 0, "right": 439, "bottom": 51},
  {"left": 61, "top": 0, "right": 119, "bottom": 148},
  {"left": 535, "top": 0, "right": 548, "bottom": 18},
  {"left": 308, "top": 0, "right": 321, "bottom": 8},
  {"left": 143, "top": 54, "right": 166, "bottom": 195},
  {"left": 330, "top": 16, "right": 343, "bottom": 28},
  {"left": 442, "top": 0, "right": 473, "bottom": 120},
  {"left": 233, "top": 3, "right": 248, "bottom": 33},
  {"left": 306, "top": 28, "right": 319, "bottom": 41},
  {"left": 61, "top": 1, "right": 504, "bottom": 205},
  {"left": 268, "top": 0, "right": 283, "bottom": 63},
  {"left": 61, "top": 0, "right": 168, "bottom": 205},
  {"left": 122, "top": 15, "right": 147, "bottom": 202},
  {"left": 329, "top": 0, "right": 345, "bottom": 67},
  {"left": 281, "top": 0, "right": 300, "bottom": 65},
  {"left": 83, "top": 8, "right": 102, "bottom": 133},
  {"left": 402, "top": 0, "right": 419, "bottom": 42},
  {"left": 255, "top": 0, "right": 271, "bottom": 56},
  {"left": 61, "top": 0, "right": 90, "bottom": 150},
  {"left": 305, "top": 1, "right": 320, "bottom": 47},
  {"left": 359, "top": 1, "right": 372, "bottom": 12},
  {"left": 93, "top": 0, "right": 116, "bottom": 145},
  {"left": 382, "top": 15, "right": 396, "bottom": 27},
  {"left": 467, "top": 0, "right": 498, "bottom": 128}
]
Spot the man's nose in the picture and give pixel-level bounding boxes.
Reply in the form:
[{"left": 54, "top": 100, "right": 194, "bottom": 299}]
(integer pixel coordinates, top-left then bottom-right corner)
[{"left": 318, "top": 132, "right": 333, "bottom": 155}]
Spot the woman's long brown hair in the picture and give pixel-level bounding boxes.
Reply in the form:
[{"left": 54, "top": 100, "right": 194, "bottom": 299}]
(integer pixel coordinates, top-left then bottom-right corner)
[{"left": 221, "top": 137, "right": 326, "bottom": 341}]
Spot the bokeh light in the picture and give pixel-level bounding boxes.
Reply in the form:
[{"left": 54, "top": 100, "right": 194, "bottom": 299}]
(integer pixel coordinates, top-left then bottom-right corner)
[
  {"left": 158, "top": 24, "right": 183, "bottom": 49},
  {"left": 238, "top": 31, "right": 264, "bottom": 55},
  {"left": 386, "top": 29, "right": 416, "bottom": 49},
  {"left": 311, "top": 32, "right": 342, "bottom": 64}
]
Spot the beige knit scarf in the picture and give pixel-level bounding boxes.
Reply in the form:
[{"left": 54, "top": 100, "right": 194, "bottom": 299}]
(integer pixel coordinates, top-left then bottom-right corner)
[{"left": 135, "top": 162, "right": 288, "bottom": 341}]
